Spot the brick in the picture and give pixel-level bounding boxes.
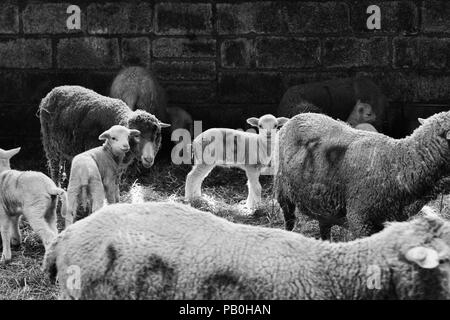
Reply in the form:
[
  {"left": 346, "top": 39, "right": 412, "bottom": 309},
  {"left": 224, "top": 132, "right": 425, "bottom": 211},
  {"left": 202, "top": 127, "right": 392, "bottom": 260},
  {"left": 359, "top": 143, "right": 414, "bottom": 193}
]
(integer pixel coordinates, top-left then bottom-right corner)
[
  {"left": 284, "top": 72, "right": 350, "bottom": 88},
  {"left": 377, "top": 71, "right": 450, "bottom": 102},
  {"left": 393, "top": 38, "right": 450, "bottom": 69},
  {"left": 122, "top": 37, "right": 150, "bottom": 66},
  {"left": 153, "top": 38, "right": 216, "bottom": 58},
  {"left": 219, "top": 72, "right": 283, "bottom": 103},
  {"left": 0, "top": 2, "right": 18, "bottom": 34},
  {"left": 221, "top": 38, "right": 253, "bottom": 68},
  {"left": 23, "top": 3, "right": 85, "bottom": 34},
  {"left": 153, "top": 61, "right": 215, "bottom": 81},
  {"left": 423, "top": 0, "right": 450, "bottom": 33},
  {"left": 57, "top": 38, "right": 120, "bottom": 69},
  {"left": 350, "top": 1, "right": 418, "bottom": 33},
  {"left": 0, "top": 71, "right": 22, "bottom": 102},
  {"left": 155, "top": 3, "right": 212, "bottom": 35},
  {"left": 255, "top": 37, "right": 320, "bottom": 69},
  {"left": 0, "top": 39, "right": 52, "bottom": 68},
  {"left": 87, "top": 2, "right": 152, "bottom": 34},
  {"left": 164, "top": 83, "right": 216, "bottom": 103},
  {"left": 217, "top": 2, "right": 350, "bottom": 35},
  {"left": 322, "top": 37, "right": 389, "bottom": 68}
]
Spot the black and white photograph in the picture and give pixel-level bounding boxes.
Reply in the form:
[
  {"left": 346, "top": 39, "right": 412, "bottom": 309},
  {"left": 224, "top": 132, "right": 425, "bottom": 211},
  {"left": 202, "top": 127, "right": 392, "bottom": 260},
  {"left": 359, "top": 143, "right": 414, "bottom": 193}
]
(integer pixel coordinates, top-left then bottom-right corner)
[{"left": 0, "top": 0, "right": 449, "bottom": 307}]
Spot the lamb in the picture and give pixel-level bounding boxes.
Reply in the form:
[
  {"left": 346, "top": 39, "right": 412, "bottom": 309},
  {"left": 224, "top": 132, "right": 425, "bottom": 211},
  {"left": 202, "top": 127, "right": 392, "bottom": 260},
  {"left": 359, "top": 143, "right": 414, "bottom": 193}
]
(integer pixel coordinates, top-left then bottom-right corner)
[
  {"left": 275, "top": 111, "right": 450, "bottom": 240},
  {"left": 0, "top": 147, "right": 67, "bottom": 264},
  {"left": 39, "top": 85, "right": 170, "bottom": 185},
  {"left": 355, "top": 123, "right": 378, "bottom": 132},
  {"left": 110, "top": 66, "right": 193, "bottom": 134},
  {"left": 43, "top": 202, "right": 450, "bottom": 300},
  {"left": 66, "top": 125, "right": 140, "bottom": 226},
  {"left": 185, "top": 114, "right": 288, "bottom": 210},
  {"left": 346, "top": 100, "right": 376, "bottom": 127}
]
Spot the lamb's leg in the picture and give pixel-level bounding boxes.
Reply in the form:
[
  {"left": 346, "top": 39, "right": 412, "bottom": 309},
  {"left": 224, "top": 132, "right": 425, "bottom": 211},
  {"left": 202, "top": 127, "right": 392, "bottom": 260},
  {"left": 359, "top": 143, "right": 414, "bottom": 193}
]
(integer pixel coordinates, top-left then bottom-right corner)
[
  {"left": 9, "top": 215, "right": 21, "bottom": 249},
  {"left": 245, "top": 167, "right": 262, "bottom": 210},
  {"left": 278, "top": 193, "right": 296, "bottom": 231},
  {"left": 23, "top": 204, "right": 57, "bottom": 249},
  {"left": 185, "top": 164, "right": 214, "bottom": 200},
  {"left": 0, "top": 210, "right": 13, "bottom": 263},
  {"left": 66, "top": 188, "right": 77, "bottom": 227},
  {"left": 318, "top": 220, "right": 332, "bottom": 241},
  {"left": 90, "top": 179, "right": 106, "bottom": 212}
]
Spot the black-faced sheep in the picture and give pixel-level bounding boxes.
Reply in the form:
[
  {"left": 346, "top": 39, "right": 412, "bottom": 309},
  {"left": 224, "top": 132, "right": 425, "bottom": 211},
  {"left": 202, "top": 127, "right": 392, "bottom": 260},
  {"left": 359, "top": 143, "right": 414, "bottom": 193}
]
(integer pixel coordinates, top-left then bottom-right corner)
[
  {"left": 110, "top": 66, "right": 193, "bottom": 135},
  {"left": 0, "top": 147, "right": 67, "bottom": 264},
  {"left": 185, "top": 114, "right": 288, "bottom": 210},
  {"left": 275, "top": 111, "right": 450, "bottom": 240},
  {"left": 39, "top": 85, "right": 170, "bottom": 185},
  {"left": 277, "top": 76, "right": 388, "bottom": 131},
  {"left": 66, "top": 125, "right": 141, "bottom": 226},
  {"left": 44, "top": 202, "right": 450, "bottom": 300}
]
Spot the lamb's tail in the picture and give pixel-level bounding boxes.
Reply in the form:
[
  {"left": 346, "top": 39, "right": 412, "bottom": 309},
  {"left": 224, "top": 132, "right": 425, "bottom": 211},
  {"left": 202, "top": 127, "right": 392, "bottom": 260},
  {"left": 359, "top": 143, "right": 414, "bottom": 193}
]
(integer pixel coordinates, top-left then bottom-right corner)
[{"left": 48, "top": 187, "right": 68, "bottom": 218}]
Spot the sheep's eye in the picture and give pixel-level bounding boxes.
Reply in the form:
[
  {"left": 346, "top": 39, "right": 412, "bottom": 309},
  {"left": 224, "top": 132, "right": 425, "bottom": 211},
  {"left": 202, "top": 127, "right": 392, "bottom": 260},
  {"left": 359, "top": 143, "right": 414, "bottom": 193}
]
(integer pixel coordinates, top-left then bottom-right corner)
[
  {"left": 112, "top": 137, "right": 117, "bottom": 141},
  {"left": 258, "top": 125, "right": 262, "bottom": 129}
]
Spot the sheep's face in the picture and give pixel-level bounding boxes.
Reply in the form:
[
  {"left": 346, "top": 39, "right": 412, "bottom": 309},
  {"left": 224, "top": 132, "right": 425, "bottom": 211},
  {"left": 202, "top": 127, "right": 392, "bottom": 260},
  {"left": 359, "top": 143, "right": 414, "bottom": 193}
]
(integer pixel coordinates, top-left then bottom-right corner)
[
  {"left": 99, "top": 125, "right": 140, "bottom": 157},
  {"left": 391, "top": 210, "right": 450, "bottom": 299},
  {"left": 0, "top": 147, "right": 20, "bottom": 172},
  {"left": 347, "top": 100, "right": 376, "bottom": 126},
  {"left": 128, "top": 111, "right": 170, "bottom": 168},
  {"left": 247, "top": 114, "right": 289, "bottom": 139}
]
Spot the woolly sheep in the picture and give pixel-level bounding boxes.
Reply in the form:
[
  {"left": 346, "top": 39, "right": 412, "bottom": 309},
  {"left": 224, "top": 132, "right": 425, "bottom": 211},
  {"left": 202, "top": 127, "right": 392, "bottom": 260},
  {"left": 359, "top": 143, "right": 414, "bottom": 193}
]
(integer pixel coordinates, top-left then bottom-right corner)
[
  {"left": 44, "top": 202, "right": 450, "bottom": 300},
  {"left": 355, "top": 123, "right": 378, "bottom": 132},
  {"left": 0, "top": 147, "right": 67, "bottom": 264},
  {"left": 185, "top": 114, "right": 288, "bottom": 210},
  {"left": 110, "top": 66, "right": 193, "bottom": 135},
  {"left": 275, "top": 111, "right": 450, "bottom": 240},
  {"left": 39, "top": 85, "right": 170, "bottom": 185},
  {"left": 65, "top": 125, "right": 141, "bottom": 226}
]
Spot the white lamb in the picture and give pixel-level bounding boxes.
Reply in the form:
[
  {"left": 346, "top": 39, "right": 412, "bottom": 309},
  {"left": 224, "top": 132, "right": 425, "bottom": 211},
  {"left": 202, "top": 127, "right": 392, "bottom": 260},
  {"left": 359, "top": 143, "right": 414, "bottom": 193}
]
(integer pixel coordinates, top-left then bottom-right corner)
[
  {"left": 0, "top": 147, "right": 67, "bottom": 264},
  {"left": 185, "top": 114, "right": 289, "bottom": 210},
  {"left": 66, "top": 125, "right": 140, "bottom": 226}
]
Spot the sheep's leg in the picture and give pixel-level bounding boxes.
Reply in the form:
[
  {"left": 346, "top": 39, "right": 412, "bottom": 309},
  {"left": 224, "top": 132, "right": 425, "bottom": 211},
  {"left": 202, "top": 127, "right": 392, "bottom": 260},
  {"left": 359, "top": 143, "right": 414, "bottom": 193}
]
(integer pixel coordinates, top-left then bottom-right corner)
[
  {"left": 9, "top": 215, "right": 21, "bottom": 249},
  {"left": 318, "top": 220, "right": 332, "bottom": 241},
  {"left": 278, "top": 193, "right": 296, "bottom": 231},
  {"left": 185, "top": 164, "right": 214, "bottom": 200},
  {"left": 23, "top": 204, "right": 57, "bottom": 249},
  {"left": 90, "top": 180, "right": 106, "bottom": 211},
  {"left": 0, "top": 213, "right": 12, "bottom": 264},
  {"left": 245, "top": 167, "right": 262, "bottom": 210},
  {"left": 66, "top": 187, "right": 78, "bottom": 227}
]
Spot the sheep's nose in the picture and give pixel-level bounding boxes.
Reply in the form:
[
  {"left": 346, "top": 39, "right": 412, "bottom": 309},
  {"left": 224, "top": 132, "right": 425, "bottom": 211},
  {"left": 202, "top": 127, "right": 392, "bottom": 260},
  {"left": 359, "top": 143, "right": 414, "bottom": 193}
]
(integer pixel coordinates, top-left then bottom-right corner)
[
  {"left": 121, "top": 145, "right": 130, "bottom": 152},
  {"left": 142, "top": 156, "right": 154, "bottom": 167}
]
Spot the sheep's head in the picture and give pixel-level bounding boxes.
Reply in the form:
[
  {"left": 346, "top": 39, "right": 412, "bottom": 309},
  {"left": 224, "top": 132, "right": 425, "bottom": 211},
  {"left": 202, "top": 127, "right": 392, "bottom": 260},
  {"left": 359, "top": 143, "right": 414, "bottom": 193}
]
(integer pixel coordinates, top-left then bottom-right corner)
[
  {"left": 347, "top": 100, "right": 376, "bottom": 127},
  {"left": 385, "top": 207, "right": 450, "bottom": 299},
  {"left": 127, "top": 110, "right": 170, "bottom": 168},
  {"left": 246, "top": 114, "right": 289, "bottom": 138},
  {"left": 99, "top": 125, "right": 140, "bottom": 158},
  {"left": 0, "top": 147, "right": 20, "bottom": 172}
]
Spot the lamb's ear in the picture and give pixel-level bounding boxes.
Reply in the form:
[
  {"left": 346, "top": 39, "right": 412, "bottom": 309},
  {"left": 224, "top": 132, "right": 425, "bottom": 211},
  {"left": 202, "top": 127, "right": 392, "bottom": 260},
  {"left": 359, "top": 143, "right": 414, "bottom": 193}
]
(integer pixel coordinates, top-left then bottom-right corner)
[
  {"left": 98, "top": 130, "right": 111, "bottom": 141},
  {"left": 246, "top": 117, "right": 259, "bottom": 127},
  {"left": 4, "top": 147, "right": 21, "bottom": 159},
  {"left": 129, "top": 129, "right": 141, "bottom": 137},
  {"left": 405, "top": 246, "right": 439, "bottom": 269},
  {"left": 276, "top": 117, "right": 289, "bottom": 127},
  {"left": 418, "top": 118, "right": 426, "bottom": 125},
  {"left": 159, "top": 122, "right": 171, "bottom": 128}
]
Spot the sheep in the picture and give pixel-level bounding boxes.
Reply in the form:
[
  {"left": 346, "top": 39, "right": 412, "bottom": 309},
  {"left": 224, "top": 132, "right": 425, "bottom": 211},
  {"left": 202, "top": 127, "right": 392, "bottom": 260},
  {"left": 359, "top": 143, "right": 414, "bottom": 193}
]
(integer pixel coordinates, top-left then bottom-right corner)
[
  {"left": 355, "top": 123, "right": 378, "bottom": 132},
  {"left": 277, "top": 76, "right": 388, "bottom": 131},
  {"left": 65, "top": 125, "right": 141, "bottom": 226},
  {"left": 43, "top": 202, "right": 450, "bottom": 300},
  {"left": 0, "top": 147, "right": 67, "bottom": 264},
  {"left": 346, "top": 100, "right": 376, "bottom": 128},
  {"left": 275, "top": 111, "right": 450, "bottom": 240},
  {"left": 39, "top": 85, "right": 170, "bottom": 185},
  {"left": 185, "top": 114, "right": 288, "bottom": 210},
  {"left": 110, "top": 66, "right": 193, "bottom": 135}
]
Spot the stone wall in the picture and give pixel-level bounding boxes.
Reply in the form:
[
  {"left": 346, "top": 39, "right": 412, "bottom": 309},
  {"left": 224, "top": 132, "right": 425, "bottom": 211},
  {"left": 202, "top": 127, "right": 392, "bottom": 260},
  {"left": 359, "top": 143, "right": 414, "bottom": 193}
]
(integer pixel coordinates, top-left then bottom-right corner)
[{"left": 0, "top": 0, "right": 449, "bottom": 159}]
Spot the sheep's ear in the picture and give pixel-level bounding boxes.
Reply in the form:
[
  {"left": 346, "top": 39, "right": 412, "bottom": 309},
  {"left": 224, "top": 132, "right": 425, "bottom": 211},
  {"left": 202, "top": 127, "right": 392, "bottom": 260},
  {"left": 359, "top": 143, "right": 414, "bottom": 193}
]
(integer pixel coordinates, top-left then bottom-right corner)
[
  {"left": 98, "top": 130, "right": 111, "bottom": 141},
  {"left": 3, "top": 147, "right": 21, "bottom": 159},
  {"left": 418, "top": 118, "right": 426, "bottom": 125},
  {"left": 276, "top": 117, "right": 289, "bottom": 127},
  {"left": 129, "top": 129, "right": 141, "bottom": 137},
  {"left": 159, "top": 122, "right": 171, "bottom": 128},
  {"left": 246, "top": 117, "right": 259, "bottom": 127},
  {"left": 405, "top": 246, "right": 439, "bottom": 269}
]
